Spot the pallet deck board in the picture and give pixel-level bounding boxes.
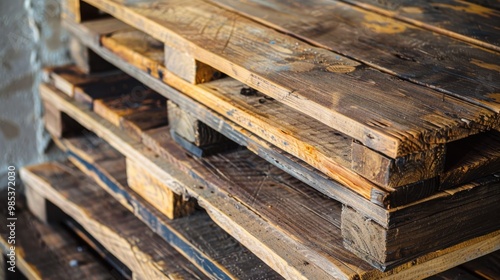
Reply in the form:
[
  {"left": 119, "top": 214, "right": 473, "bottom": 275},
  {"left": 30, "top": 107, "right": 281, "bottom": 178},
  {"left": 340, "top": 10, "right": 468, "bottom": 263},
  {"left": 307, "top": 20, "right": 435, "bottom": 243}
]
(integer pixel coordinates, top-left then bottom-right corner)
[
  {"left": 338, "top": 0, "right": 500, "bottom": 51},
  {"left": 207, "top": 0, "right": 500, "bottom": 112},
  {"left": 21, "top": 162, "right": 208, "bottom": 280},
  {"left": 79, "top": 0, "right": 500, "bottom": 159}
]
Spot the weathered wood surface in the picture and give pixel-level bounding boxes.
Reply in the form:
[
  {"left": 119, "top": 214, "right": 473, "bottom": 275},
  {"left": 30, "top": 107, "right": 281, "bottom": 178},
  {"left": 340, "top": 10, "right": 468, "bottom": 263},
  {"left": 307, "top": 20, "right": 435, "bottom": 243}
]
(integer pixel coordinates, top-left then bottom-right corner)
[
  {"left": 62, "top": 20, "right": 397, "bottom": 216},
  {"left": 56, "top": 135, "right": 282, "bottom": 280},
  {"left": 460, "top": 250, "right": 500, "bottom": 280},
  {"left": 21, "top": 162, "right": 208, "bottom": 280},
  {"left": 40, "top": 82, "right": 500, "bottom": 278},
  {"left": 80, "top": 0, "right": 500, "bottom": 159},
  {"left": 343, "top": 176, "right": 500, "bottom": 269},
  {"left": 66, "top": 20, "right": 500, "bottom": 209},
  {"left": 0, "top": 193, "right": 115, "bottom": 280},
  {"left": 208, "top": 0, "right": 500, "bottom": 113},
  {"left": 338, "top": 0, "right": 500, "bottom": 51}
]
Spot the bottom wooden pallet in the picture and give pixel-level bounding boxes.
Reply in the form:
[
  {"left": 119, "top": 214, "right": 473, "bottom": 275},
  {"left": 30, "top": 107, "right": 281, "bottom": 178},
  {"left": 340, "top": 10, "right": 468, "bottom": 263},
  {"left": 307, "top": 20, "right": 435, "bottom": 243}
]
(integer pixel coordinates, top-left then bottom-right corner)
[{"left": 0, "top": 193, "right": 117, "bottom": 279}]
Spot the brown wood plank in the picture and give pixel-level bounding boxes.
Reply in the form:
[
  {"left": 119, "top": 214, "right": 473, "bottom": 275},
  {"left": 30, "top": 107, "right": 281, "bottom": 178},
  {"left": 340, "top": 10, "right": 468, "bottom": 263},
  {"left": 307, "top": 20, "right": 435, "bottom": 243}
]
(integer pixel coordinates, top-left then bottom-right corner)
[
  {"left": 208, "top": 0, "right": 500, "bottom": 114},
  {"left": 343, "top": 178, "right": 500, "bottom": 269},
  {"left": 0, "top": 195, "right": 114, "bottom": 280},
  {"left": 460, "top": 250, "right": 500, "bottom": 279},
  {"left": 21, "top": 162, "right": 208, "bottom": 280},
  {"left": 82, "top": 0, "right": 499, "bottom": 158},
  {"left": 338, "top": 0, "right": 500, "bottom": 51}
]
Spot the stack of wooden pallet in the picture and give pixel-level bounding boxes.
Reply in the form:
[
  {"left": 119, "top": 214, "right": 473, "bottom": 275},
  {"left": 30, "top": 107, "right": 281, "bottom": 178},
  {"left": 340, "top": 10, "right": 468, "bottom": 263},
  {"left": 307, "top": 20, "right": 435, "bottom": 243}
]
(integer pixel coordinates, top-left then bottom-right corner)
[{"left": 15, "top": 0, "right": 500, "bottom": 279}]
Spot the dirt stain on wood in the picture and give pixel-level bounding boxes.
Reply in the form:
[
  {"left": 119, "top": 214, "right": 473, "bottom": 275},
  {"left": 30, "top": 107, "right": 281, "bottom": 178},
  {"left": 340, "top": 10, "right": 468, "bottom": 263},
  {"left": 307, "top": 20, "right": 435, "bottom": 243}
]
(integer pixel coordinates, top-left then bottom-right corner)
[{"left": 362, "top": 13, "right": 407, "bottom": 34}]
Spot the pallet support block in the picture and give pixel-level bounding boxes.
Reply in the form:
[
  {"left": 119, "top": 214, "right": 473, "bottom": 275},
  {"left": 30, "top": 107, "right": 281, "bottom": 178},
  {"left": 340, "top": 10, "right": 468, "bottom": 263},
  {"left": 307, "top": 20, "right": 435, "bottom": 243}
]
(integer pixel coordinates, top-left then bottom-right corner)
[
  {"left": 167, "top": 100, "right": 237, "bottom": 156},
  {"left": 43, "top": 100, "right": 83, "bottom": 139},
  {"left": 352, "top": 141, "right": 446, "bottom": 188},
  {"left": 62, "top": 0, "right": 107, "bottom": 23},
  {"left": 126, "top": 157, "right": 196, "bottom": 219},
  {"left": 164, "top": 43, "right": 221, "bottom": 84},
  {"left": 69, "top": 37, "right": 115, "bottom": 74}
]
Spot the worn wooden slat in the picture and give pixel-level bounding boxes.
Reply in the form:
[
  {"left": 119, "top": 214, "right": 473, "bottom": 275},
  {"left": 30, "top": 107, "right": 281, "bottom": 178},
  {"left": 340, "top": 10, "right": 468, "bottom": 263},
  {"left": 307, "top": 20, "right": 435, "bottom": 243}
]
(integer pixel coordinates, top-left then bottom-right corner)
[
  {"left": 40, "top": 81, "right": 500, "bottom": 278},
  {"left": 0, "top": 195, "right": 115, "bottom": 280},
  {"left": 81, "top": 0, "right": 500, "bottom": 158},
  {"left": 460, "top": 250, "right": 500, "bottom": 279},
  {"left": 208, "top": 0, "right": 500, "bottom": 114},
  {"left": 43, "top": 99, "right": 83, "bottom": 138},
  {"left": 342, "top": 178, "right": 500, "bottom": 270},
  {"left": 338, "top": 0, "right": 500, "bottom": 51},
  {"left": 21, "top": 162, "right": 209, "bottom": 280}
]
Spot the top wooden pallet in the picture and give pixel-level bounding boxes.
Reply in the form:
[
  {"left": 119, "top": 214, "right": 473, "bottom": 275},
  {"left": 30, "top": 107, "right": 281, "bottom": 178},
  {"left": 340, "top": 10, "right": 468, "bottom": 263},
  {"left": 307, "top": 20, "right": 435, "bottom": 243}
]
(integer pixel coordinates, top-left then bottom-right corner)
[{"left": 64, "top": 0, "right": 500, "bottom": 159}]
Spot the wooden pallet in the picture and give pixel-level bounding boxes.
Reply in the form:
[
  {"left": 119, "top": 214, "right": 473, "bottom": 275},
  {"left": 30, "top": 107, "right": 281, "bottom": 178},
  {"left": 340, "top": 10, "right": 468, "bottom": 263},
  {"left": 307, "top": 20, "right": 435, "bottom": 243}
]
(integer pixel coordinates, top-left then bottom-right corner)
[
  {"left": 0, "top": 193, "right": 118, "bottom": 280},
  {"left": 39, "top": 73, "right": 500, "bottom": 276},
  {"left": 61, "top": 0, "right": 499, "bottom": 164},
  {"left": 21, "top": 161, "right": 281, "bottom": 280},
  {"left": 59, "top": 16, "right": 500, "bottom": 210}
]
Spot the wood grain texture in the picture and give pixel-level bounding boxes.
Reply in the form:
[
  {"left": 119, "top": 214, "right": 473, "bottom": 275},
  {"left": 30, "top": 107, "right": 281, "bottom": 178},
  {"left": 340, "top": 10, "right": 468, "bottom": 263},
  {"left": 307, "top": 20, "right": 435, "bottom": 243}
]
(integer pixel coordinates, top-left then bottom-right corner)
[
  {"left": 208, "top": 0, "right": 500, "bottom": 113},
  {"left": 338, "top": 0, "right": 500, "bottom": 51},
  {"left": 343, "top": 180, "right": 500, "bottom": 270},
  {"left": 63, "top": 20, "right": 500, "bottom": 211},
  {"left": 81, "top": 0, "right": 500, "bottom": 158},
  {"left": 460, "top": 250, "right": 500, "bottom": 280},
  {"left": 164, "top": 43, "right": 221, "bottom": 84},
  {"left": 80, "top": 18, "right": 500, "bottom": 204},
  {"left": 126, "top": 158, "right": 197, "bottom": 219},
  {"left": 56, "top": 134, "right": 282, "bottom": 280},
  {"left": 352, "top": 142, "right": 445, "bottom": 188},
  {"left": 168, "top": 101, "right": 231, "bottom": 147},
  {"left": 0, "top": 197, "right": 114, "bottom": 280},
  {"left": 21, "top": 162, "right": 208, "bottom": 280},
  {"left": 62, "top": 20, "right": 398, "bottom": 213},
  {"left": 39, "top": 82, "right": 500, "bottom": 279}
]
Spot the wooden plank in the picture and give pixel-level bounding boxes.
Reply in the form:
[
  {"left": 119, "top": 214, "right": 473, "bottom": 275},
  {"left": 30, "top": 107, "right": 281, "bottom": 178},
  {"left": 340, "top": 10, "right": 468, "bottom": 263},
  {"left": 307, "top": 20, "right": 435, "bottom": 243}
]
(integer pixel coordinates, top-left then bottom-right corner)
[
  {"left": 207, "top": 0, "right": 500, "bottom": 113},
  {"left": 342, "top": 179, "right": 500, "bottom": 270},
  {"left": 427, "top": 267, "right": 482, "bottom": 280},
  {"left": 81, "top": 0, "right": 500, "bottom": 158},
  {"left": 352, "top": 143, "right": 445, "bottom": 188},
  {"left": 69, "top": 37, "right": 115, "bottom": 74},
  {"left": 0, "top": 194, "right": 115, "bottom": 280},
  {"left": 21, "top": 162, "right": 209, "bottom": 280},
  {"left": 55, "top": 135, "right": 282, "bottom": 280},
  {"left": 460, "top": 250, "right": 500, "bottom": 280},
  {"left": 40, "top": 82, "right": 500, "bottom": 279},
  {"left": 338, "top": 0, "right": 500, "bottom": 51},
  {"left": 440, "top": 130, "right": 500, "bottom": 190}
]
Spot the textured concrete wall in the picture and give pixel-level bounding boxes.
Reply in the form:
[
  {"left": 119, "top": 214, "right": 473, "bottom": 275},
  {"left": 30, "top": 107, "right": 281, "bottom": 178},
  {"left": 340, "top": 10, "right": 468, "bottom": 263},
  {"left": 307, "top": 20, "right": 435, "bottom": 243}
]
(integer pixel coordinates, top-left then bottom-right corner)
[{"left": 0, "top": 0, "right": 70, "bottom": 186}]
